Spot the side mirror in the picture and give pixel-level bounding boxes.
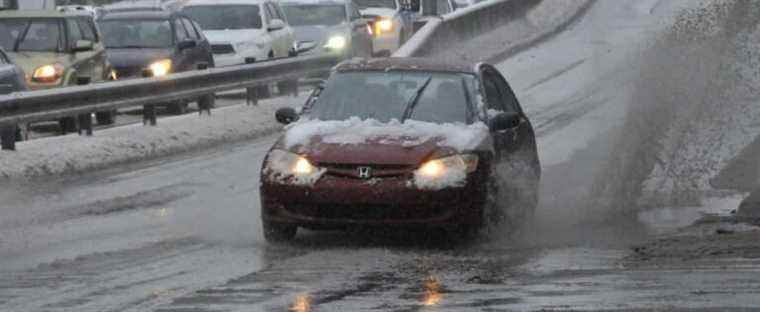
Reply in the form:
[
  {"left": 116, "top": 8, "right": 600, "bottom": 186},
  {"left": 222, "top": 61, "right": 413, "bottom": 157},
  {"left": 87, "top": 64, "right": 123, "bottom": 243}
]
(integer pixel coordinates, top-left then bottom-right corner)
[
  {"left": 72, "top": 40, "right": 94, "bottom": 52},
  {"left": 177, "top": 40, "right": 197, "bottom": 50},
  {"left": 275, "top": 107, "right": 299, "bottom": 125},
  {"left": 489, "top": 112, "right": 521, "bottom": 131},
  {"left": 268, "top": 19, "right": 286, "bottom": 32}
]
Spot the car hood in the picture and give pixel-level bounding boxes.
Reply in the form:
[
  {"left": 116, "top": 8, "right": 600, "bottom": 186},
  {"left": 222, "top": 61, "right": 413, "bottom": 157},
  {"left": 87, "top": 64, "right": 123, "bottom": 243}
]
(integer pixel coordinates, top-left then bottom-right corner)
[
  {"left": 279, "top": 117, "right": 489, "bottom": 165},
  {"left": 107, "top": 48, "right": 174, "bottom": 69},
  {"left": 6, "top": 52, "right": 72, "bottom": 77},
  {"left": 292, "top": 24, "right": 346, "bottom": 43},
  {"left": 203, "top": 29, "right": 267, "bottom": 45},
  {"left": 359, "top": 7, "right": 396, "bottom": 18}
]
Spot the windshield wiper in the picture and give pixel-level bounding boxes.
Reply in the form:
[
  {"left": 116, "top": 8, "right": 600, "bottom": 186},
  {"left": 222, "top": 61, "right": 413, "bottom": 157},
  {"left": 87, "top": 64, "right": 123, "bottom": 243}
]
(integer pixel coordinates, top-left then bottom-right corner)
[{"left": 402, "top": 75, "right": 432, "bottom": 122}]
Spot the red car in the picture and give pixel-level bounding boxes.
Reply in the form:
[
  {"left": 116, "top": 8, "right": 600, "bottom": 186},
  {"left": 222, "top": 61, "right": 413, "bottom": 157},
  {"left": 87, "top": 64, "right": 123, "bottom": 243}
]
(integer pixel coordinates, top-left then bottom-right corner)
[{"left": 260, "top": 57, "right": 540, "bottom": 242}]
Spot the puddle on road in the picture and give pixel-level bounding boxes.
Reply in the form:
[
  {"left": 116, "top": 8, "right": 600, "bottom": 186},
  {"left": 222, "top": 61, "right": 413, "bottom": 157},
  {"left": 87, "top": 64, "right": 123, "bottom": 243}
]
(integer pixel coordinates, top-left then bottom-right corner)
[{"left": 637, "top": 194, "right": 745, "bottom": 235}]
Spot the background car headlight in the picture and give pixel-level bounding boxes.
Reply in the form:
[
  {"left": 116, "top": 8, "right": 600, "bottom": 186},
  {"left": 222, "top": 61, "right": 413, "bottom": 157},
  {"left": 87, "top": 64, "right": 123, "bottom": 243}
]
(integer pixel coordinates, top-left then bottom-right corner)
[
  {"left": 416, "top": 154, "right": 479, "bottom": 179},
  {"left": 324, "top": 35, "right": 347, "bottom": 50},
  {"left": 148, "top": 59, "right": 172, "bottom": 77},
  {"left": 375, "top": 18, "right": 394, "bottom": 34},
  {"left": 267, "top": 149, "right": 318, "bottom": 176},
  {"left": 32, "top": 63, "right": 64, "bottom": 83}
]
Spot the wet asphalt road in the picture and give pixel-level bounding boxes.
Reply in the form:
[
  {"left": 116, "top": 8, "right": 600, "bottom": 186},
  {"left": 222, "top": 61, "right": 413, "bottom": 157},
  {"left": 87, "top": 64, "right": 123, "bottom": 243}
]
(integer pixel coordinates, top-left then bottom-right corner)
[{"left": 3, "top": 0, "right": 760, "bottom": 311}]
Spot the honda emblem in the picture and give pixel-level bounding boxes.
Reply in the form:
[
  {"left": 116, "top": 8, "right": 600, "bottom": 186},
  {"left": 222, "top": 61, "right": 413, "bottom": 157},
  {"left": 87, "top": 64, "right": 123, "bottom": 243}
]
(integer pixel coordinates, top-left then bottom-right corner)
[{"left": 358, "top": 166, "right": 372, "bottom": 179}]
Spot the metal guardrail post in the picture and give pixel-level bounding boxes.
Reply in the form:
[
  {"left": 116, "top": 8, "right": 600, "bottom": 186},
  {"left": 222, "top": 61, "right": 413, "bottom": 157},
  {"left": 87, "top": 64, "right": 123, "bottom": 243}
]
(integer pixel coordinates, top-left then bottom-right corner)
[
  {"left": 0, "top": 125, "right": 15, "bottom": 151},
  {"left": 78, "top": 113, "right": 93, "bottom": 136},
  {"left": 143, "top": 104, "right": 157, "bottom": 126}
]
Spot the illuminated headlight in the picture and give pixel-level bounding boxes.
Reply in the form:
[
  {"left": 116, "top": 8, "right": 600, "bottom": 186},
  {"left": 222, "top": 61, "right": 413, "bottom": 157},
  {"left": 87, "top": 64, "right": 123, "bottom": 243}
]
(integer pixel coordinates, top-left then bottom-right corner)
[
  {"left": 109, "top": 69, "right": 118, "bottom": 81},
  {"left": 267, "top": 150, "right": 319, "bottom": 176},
  {"left": 324, "top": 35, "right": 347, "bottom": 50},
  {"left": 32, "top": 63, "right": 64, "bottom": 83},
  {"left": 148, "top": 59, "right": 172, "bottom": 77},
  {"left": 375, "top": 18, "right": 394, "bottom": 34},
  {"left": 416, "top": 154, "right": 479, "bottom": 179}
]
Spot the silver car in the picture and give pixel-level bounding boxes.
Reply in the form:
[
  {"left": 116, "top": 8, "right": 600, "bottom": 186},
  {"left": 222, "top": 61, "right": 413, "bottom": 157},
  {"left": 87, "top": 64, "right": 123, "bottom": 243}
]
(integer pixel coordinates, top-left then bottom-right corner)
[{"left": 281, "top": 0, "right": 373, "bottom": 59}]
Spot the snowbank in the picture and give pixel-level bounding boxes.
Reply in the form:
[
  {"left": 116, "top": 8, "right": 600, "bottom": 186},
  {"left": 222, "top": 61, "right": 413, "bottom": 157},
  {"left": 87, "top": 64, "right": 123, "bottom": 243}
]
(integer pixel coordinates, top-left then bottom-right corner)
[
  {"left": 0, "top": 96, "right": 307, "bottom": 180},
  {"left": 284, "top": 117, "right": 489, "bottom": 152},
  {"left": 429, "top": 0, "right": 594, "bottom": 63}
]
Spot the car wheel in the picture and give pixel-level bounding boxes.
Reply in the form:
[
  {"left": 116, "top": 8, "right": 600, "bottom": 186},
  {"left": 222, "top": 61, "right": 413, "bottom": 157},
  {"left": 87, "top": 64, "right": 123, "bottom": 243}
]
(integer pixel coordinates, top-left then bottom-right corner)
[
  {"left": 166, "top": 102, "right": 188, "bottom": 115},
  {"left": 263, "top": 221, "right": 297, "bottom": 242},
  {"left": 198, "top": 93, "right": 216, "bottom": 110},
  {"left": 95, "top": 111, "right": 116, "bottom": 125}
]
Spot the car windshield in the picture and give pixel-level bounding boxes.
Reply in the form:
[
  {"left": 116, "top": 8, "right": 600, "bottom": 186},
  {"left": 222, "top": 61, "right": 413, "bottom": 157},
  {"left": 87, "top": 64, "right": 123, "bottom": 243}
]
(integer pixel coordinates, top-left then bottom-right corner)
[
  {"left": 307, "top": 71, "right": 474, "bottom": 124},
  {"left": 99, "top": 19, "right": 173, "bottom": 49},
  {"left": 354, "top": 0, "right": 396, "bottom": 10},
  {"left": 0, "top": 18, "right": 63, "bottom": 52},
  {"left": 182, "top": 5, "right": 262, "bottom": 30},
  {"left": 282, "top": 4, "right": 346, "bottom": 26}
]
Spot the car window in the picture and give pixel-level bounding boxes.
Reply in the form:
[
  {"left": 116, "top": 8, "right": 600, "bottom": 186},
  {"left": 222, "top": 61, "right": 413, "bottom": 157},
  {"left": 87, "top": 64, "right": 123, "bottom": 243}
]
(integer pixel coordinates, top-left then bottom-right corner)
[
  {"left": 273, "top": 3, "right": 288, "bottom": 22},
  {"left": 491, "top": 72, "right": 519, "bottom": 113},
  {"left": 349, "top": 4, "right": 361, "bottom": 21},
  {"left": 66, "top": 19, "right": 83, "bottom": 43},
  {"left": 437, "top": 0, "right": 451, "bottom": 14},
  {"left": 265, "top": 3, "right": 280, "bottom": 21},
  {"left": 0, "top": 51, "right": 7, "bottom": 64},
  {"left": 182, "top": 5, "right": 263, "bottom": 30},
  {"left": 15, "top": 19, "right": 64, "bottom": 52},
  {"left": 77, "top": 19, "right": 97, "bottom": 42},
  {"left": 181, "top": 18, "right": 199, "bottom": 40},
  {"left": 99, "top": 19, "right": 174, "bottom": 48},
  {"left": 174, "top": 18, "right": 189, "bottom": 42},
  {"left": 282, "top": 4, "right": 346, "bottom": 26},
  {"left": 483, "top": 75, "right": 506, "bottom": 112}
]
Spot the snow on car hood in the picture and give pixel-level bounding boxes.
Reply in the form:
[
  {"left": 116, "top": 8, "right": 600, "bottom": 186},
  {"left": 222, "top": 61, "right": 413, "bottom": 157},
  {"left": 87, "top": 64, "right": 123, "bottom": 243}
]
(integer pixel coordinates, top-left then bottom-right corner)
[
  {"left": 282, "top": 117, "right": 489, "bottom": 165},
  {"left": 359, "top": 7, "right": 396, "bottom": 18},
  {"left": 202, "top": 29, "right": 267, "bottom": 45}
]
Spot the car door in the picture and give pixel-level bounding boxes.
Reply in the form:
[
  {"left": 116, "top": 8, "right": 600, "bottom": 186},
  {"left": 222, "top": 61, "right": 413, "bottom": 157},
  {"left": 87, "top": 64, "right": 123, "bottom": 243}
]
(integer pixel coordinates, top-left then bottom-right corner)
[
  {"left": 480, "top": 66, "right": 532, "bottom": 160},
  {"left": 78, "top": 17, "right": 107, "bottom": 81},
  {"left": 65, "top": 18, "right": 93, "bottom": 84},
  {"left": 172, "top": 17, "right": 193, "bottom": 72},
  {"left": 180, "top": 17, "right": 208, "bottom": 69},
  {"left": 189, "top": 19, "right": 214, "bottom": 68},
  {"left": 0, "top": 50, "right": 25, "bottom": 94},
  {"left": 272, "top": 2, "right": 293, "bottom": 57}
]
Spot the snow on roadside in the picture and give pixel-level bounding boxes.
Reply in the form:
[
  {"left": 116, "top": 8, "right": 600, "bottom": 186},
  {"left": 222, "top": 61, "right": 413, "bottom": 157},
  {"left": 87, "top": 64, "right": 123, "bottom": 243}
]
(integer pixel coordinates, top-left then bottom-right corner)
[
  {"left": 430, "top": 0, "right": 594, "bottom": 63},
  {"left": 0, "top": 96, "right": 307, "bottom": 179}
]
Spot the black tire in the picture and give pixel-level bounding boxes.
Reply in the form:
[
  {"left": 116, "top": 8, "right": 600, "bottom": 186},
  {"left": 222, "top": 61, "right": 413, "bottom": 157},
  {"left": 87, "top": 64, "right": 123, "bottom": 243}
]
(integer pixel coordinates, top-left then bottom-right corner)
[
  {"left": 166, "top": 102, "right": 188, "bottom": 115},
  {"left": 14, "top": 126, "right": 23, "bottom": 142},
  {"left": 263, "top": 221, "right": 297, "bottom": 243},
  {"left": 198, "top": 94, "right": 216, "bottom": 110},
  {"left": 59, "top": 117, "right": 78, "bottom": 134},
  {"left": 95, "top": 111, "right": 116, "bottom": 125}
]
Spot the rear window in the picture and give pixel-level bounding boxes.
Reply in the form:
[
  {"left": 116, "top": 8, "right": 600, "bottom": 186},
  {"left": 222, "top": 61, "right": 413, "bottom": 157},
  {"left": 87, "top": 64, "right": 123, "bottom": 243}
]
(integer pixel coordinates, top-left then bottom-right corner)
[{"left": 182, "top": 5, "right": 262, "bottom": 30}]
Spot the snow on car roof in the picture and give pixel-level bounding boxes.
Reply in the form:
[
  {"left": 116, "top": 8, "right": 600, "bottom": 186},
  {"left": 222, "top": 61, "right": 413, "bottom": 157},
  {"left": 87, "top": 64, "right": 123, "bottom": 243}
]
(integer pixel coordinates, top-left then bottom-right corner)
[
  {"left": 335, "top": 57, "right": 477, "bottom": 74},
  {"left": 281, "top": 0, "right": 346, "bottom": 5}
]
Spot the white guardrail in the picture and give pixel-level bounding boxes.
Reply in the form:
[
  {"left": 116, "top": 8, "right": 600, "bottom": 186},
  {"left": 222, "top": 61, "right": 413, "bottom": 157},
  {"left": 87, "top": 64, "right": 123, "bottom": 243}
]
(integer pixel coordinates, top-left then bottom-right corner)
[{"left": 394, "top": 0, "right": 541, "bottom": 57}]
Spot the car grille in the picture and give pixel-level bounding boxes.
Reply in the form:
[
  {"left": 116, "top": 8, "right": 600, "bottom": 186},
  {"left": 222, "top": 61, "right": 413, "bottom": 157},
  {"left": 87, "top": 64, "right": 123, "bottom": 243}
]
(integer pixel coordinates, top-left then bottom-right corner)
[
  {"left": 318, "top": 163, "right": 413, "bottom": 179},
  {"left": 211, "top": 44, "right": 235, "bottom": 54},
  {"left": 287, "top": 203, "right": 448, "bottom": 221}
]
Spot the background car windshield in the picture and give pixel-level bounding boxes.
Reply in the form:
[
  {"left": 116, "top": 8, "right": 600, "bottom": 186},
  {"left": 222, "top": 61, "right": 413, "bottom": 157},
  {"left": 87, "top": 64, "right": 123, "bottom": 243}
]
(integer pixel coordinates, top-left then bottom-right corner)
[
  {"left": 182, "top": 5, "right": 262, "bottom": 30},
  {"left": 99, "top": 19, "right": 173, "bottom": 48},
  {"left": 0, "top": 19, "right": 62, "bottom": 52},
  {"left": 308, "top": 71, "right": 472, "bottom": 124},
  {"left": 354, "top": 0, "right": 396, "bottom": 10},
  {"left": 282, "top": 4, "right": 345, "bottom": 26}
]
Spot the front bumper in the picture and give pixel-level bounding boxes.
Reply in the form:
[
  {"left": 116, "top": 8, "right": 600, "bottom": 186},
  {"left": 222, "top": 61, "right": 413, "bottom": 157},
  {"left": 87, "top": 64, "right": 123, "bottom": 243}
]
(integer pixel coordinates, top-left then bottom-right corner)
[{"left": 261, "top": 174, "right": 487, "bottom": 228}]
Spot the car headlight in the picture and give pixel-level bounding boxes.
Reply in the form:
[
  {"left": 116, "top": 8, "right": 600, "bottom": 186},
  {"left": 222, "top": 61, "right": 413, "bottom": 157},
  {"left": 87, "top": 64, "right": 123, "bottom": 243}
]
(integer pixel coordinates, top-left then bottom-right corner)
[
  {"left": 109, "top": 69, "right": 118, "bottom": 81},
  {"left": 416, "top": 154, "right": 479, "bottom": 179},
  {"left": 375, "top": 18, "right": 394, "bottom": 34},
  {"left": 267, "top": 149, "right": 320, "bottom": 176},
  {"left": 32, "top": 63, "right": 64, "bottom": 83},
  {"left": 148, "top": 59, "right": 172, "bottom": 77},
  {"left": 324, "top": 35, "right": 347, "bottom": 50}
]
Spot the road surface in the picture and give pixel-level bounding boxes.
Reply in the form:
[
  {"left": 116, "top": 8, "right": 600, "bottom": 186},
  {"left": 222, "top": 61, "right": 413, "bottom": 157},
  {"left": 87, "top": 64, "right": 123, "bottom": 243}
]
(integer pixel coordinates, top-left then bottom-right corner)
[{"left": 2, "top": 1, "right": 760, "bottom": 311}]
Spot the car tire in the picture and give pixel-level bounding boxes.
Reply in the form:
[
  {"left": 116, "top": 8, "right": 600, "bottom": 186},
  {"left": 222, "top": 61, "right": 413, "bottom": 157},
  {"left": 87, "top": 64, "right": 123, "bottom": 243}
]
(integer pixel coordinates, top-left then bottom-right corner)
[
  {"left": 263, "top": 221, "right": 297, "bottom": 242},
  {"left": 166, "top": 102, "right": 188, "bottom": 115},
  {"left": 59, "top": 117, "right": 78, "bottom": 134},
  {"left": 95, "top": 111, "right": 116, "bottom": 125},
  {"left": 198, "top": 93, "right": 216, "bottom": 110}
]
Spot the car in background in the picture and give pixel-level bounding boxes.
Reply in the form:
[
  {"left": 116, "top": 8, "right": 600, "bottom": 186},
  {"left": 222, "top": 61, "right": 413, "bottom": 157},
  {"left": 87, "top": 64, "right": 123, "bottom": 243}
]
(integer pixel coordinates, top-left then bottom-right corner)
[
  {"left": 355, "top": 0, "right": 454, "bottom": 56},
  {"left": 57, "top": 4, "right": 102, "bottom": 18},
  {"left": 98, "top": 10, "right": 215, "bottom": 114},
  {"left": 180, "top": 0, "right": 296, "bottom": 67},
  {"left": 281, "top": 0, "right": 372, "bottom": 58},
  {"left": 0, "top": 48, "right": 28, "bottom": 150},
  {"left": 100, "top": 0, "right": 167, "bottom": 13},
  {"left": 0, "top": 10, "right": 115, "bottom": 129},
  {"left": 259, "top": 57, "right": 541, "bottom": 242}
]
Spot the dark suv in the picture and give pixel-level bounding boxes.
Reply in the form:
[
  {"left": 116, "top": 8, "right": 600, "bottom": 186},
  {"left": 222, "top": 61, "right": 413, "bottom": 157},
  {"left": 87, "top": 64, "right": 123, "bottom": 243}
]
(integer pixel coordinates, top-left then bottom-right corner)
[
  {"left": 98, "top": 10, "right": 215, "bottom": 114},
  {"left": 260, "top": 57, "right": 541, "bottom": 242}
]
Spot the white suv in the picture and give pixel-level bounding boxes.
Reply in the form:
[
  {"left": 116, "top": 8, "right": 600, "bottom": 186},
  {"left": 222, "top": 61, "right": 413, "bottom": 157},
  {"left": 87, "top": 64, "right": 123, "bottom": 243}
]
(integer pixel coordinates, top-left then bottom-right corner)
[{"left": 180, "top": 0, "right": 296, "bottom": 67}]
